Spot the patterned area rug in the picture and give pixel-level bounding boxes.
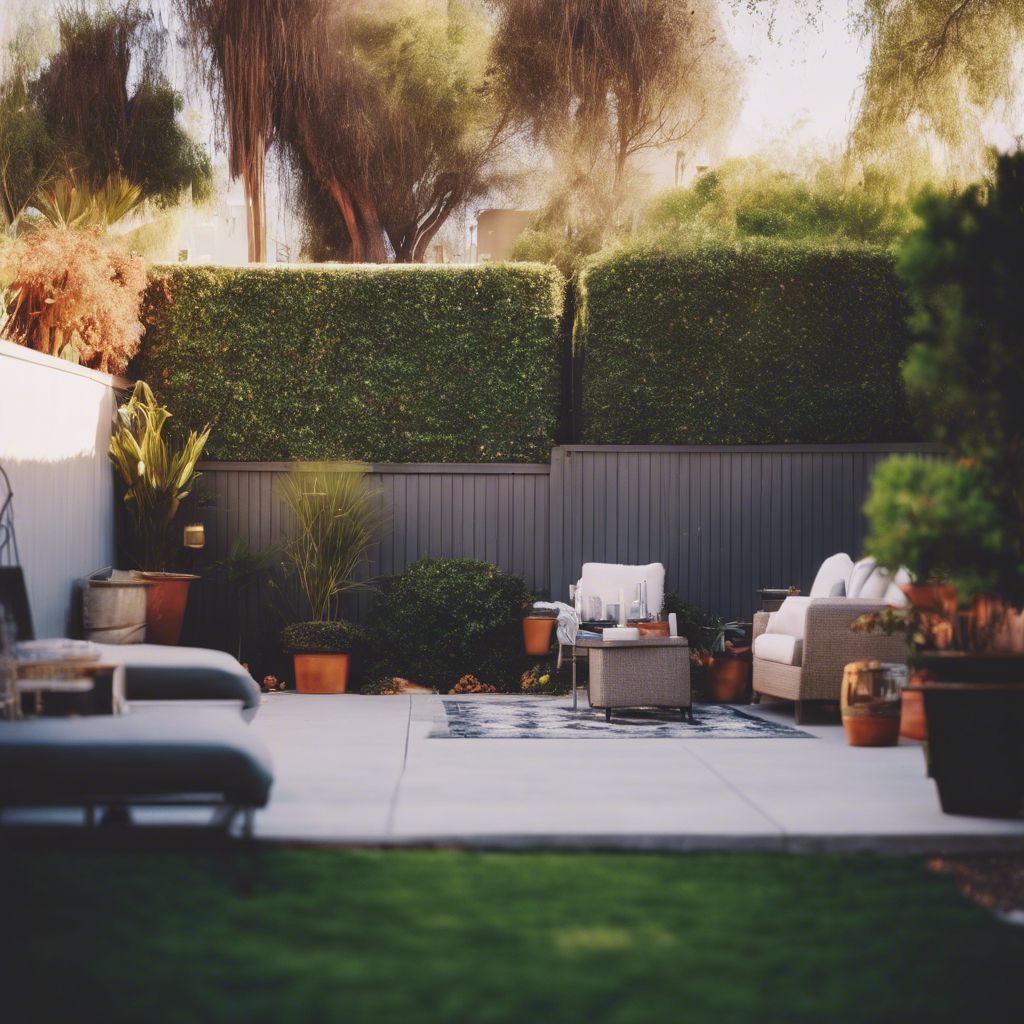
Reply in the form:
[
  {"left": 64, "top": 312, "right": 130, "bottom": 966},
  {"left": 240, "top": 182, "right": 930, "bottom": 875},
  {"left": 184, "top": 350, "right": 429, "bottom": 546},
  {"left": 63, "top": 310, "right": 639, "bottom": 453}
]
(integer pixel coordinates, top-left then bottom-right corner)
[{"left": 431, "top": 697, "right": 813, "bottom": 739}]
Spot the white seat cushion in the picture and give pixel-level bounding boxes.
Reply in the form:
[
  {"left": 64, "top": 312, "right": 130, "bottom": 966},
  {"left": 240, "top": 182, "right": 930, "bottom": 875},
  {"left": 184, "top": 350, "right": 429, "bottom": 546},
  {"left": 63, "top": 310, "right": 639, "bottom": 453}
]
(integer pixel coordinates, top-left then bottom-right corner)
[
  {"left": 753, "top": 633, "right": 803, "bottom": 666},
  {"left": 765, "top": 596, "right": 813, "bottom": 640},
  {"left": 809, "top": 553, "right": 854, "bottom": 599},
  {"left": 578, "top": 562, "right": 665, "bottom": 618}
]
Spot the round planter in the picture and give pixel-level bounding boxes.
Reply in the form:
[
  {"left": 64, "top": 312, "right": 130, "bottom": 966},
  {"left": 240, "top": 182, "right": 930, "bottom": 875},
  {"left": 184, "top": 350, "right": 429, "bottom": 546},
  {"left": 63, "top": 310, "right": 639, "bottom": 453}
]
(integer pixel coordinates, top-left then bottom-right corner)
[
  {"left": 132, "top": 572, "right": 198, "bottom": 646},
  {"left": 708, "top": 656, "right": 749, "bottom": 703},
  {"left": 523, "top": 616, "right": 556, "bottom": 656},
  {"left": 81, "top": 577, "right": 150, "bottom": 644},
  {"left": 294, "top": 653, "right": 351, "bottom": 694}
]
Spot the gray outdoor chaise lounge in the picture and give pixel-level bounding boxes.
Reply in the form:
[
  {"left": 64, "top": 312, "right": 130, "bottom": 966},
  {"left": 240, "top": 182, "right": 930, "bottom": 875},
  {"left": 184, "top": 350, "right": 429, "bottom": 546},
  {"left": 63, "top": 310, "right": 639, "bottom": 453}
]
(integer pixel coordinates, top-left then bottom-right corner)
[
  {"left": 1, "top": 567, "right": 262, "bottom": 719},
  {"left": 0, "top": 708, "right": 273, "bottom": 835}
]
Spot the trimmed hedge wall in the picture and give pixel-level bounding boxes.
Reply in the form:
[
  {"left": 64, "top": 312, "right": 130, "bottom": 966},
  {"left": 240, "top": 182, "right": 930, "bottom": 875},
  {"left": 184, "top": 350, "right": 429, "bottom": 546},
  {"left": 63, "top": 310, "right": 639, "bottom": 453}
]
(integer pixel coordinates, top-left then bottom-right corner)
[
  {"left": 138, "top": 263, "right": 564, "bottom": 463},
  {"left": 576, "top": 241, "right": 916, "bottom": 444}
]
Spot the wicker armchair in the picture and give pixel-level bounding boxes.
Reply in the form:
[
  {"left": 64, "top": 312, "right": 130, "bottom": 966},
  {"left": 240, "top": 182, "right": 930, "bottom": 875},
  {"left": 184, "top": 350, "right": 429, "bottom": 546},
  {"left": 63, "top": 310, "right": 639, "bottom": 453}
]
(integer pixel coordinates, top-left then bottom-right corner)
[{"left": 752, "top": 598, "right": 908, "bottom": 723}]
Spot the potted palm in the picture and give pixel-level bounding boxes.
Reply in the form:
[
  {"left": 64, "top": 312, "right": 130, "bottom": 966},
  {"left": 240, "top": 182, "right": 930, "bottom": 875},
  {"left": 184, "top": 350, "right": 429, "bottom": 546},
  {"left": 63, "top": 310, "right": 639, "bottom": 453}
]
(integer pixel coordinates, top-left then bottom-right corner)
[
  {"left": 706, "top": 620, "right": 751, "bottom": 703},
  {"left": 860, "top": 151, "right": 1024, "bottom": 817},
  {"left": 108, "top": 381, "right": 209, "bottom": 645},
  {"left": 276, "top": 463, "right": 387, "bottom": 694}
]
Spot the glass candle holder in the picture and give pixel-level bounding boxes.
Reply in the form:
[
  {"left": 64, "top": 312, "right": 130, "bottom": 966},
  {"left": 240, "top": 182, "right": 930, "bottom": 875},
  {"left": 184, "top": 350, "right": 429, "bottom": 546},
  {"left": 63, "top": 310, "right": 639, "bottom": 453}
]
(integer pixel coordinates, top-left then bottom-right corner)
[{"left": 841, "top": 660, "right": 903, "bottom": 746}]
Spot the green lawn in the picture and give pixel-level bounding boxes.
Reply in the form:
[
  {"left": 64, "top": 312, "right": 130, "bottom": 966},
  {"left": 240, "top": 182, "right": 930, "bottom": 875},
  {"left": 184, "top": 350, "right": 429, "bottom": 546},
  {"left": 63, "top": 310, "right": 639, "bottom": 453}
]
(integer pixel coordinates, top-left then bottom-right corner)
[{"left": 3, "top": 847, "right": 1022, "bottom": 1023}]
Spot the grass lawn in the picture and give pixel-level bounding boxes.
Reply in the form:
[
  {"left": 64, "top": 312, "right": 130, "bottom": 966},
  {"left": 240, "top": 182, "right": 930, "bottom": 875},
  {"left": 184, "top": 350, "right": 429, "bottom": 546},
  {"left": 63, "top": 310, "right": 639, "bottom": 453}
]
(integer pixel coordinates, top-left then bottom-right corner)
[{"left": 3, "top": 845, "right": 1023, "bottom": 1023}]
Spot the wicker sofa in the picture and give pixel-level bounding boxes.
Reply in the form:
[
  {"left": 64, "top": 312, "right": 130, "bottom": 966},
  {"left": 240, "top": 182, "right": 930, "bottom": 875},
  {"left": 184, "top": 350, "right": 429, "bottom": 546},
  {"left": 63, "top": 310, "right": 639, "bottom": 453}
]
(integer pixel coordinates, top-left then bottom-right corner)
[{"left": 751, "top": 553, "right": 909, "bottom": 723}]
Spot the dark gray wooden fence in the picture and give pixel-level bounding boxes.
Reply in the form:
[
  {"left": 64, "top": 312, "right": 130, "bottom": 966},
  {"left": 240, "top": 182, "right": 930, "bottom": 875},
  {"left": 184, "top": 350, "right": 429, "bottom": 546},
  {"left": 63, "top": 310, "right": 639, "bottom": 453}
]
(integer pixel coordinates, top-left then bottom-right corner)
[{"left": 181, "top": 444, "right": 937, "bottom": 657}]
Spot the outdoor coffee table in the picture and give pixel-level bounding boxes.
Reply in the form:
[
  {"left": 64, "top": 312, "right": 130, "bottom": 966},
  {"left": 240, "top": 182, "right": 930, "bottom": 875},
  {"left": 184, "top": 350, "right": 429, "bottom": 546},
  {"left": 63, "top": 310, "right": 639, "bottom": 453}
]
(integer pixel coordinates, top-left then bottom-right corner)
[{"left": 572, "top": 637, "right": 691, "bottom": 722}]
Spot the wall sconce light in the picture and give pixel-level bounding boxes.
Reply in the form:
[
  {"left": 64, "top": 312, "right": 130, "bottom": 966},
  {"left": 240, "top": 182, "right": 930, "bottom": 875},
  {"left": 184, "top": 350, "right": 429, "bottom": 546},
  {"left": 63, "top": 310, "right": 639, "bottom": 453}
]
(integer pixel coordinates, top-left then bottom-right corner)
[{"left": 183, "top": 523, "right": 205, "bottom": 549}]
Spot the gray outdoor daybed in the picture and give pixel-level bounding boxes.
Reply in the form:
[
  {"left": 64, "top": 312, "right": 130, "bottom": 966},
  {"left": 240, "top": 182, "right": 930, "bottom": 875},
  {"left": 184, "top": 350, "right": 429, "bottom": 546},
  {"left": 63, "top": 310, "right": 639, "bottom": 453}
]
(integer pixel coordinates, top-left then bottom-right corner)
[
  {"left": 91, "top": 642, "right": 263, "bottom": 719},
  {"left": 0, "top": 708, "right": 273, "bottom": 835}
]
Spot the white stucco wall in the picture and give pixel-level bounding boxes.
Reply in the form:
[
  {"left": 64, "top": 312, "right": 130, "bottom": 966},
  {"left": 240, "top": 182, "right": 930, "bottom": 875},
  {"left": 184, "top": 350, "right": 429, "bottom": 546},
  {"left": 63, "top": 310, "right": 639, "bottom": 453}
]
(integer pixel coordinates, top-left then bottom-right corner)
[{"left": 0, "top": 341, "right": 123, "bottom": 638}]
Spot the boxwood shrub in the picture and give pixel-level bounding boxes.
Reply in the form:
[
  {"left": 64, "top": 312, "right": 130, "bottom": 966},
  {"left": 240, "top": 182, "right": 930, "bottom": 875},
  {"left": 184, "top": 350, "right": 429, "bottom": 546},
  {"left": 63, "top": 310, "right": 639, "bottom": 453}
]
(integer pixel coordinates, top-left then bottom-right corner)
[
  {"left": 364, "top": 557, "right": 530, "bottom": 693},
  {"left": 576, "top": 240, "right": 917, "bottom": 444},
  {"left": 138, "top": 262, "right": 564, "bottom": 463}
]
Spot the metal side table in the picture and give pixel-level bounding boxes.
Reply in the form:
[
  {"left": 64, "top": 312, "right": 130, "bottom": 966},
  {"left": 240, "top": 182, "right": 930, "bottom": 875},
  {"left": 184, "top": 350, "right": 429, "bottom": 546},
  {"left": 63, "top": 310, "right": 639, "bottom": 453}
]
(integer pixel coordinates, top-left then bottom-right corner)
[{"left": 572, "top": 637, "right": 691, "bottom": 722}]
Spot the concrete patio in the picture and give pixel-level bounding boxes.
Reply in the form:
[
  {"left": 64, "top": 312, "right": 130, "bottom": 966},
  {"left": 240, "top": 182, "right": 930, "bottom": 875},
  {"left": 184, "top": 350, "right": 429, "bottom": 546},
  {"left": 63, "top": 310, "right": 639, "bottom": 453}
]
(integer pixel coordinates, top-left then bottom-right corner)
[{"left": 247, "top": 692, "right": 1024, "bottom": 853}]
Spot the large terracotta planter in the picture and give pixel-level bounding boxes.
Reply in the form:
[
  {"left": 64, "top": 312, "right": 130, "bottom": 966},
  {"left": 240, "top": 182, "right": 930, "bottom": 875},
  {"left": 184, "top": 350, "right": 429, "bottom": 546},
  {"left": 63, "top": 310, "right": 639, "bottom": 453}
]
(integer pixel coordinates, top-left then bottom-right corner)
[
  {"left": 708, "top": 655, "right": 750, "bottom": 702},
  {"left": 900, "top": 689, "right": 928, "bottom": 741},
  {"left": 294, "top": 653, "right": 350, "bottom": 694},
  {"left": 523, "top": 616, "right": 556, "bottom": 656},
  {"left": 133, "top": 572, "right": 198, "bottom": 646}
]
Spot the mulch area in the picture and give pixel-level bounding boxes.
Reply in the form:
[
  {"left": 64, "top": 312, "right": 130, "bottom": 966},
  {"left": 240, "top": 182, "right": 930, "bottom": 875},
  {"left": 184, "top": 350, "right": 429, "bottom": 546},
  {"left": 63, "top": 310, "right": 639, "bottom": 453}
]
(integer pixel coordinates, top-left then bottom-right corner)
[{"left": 926, "top": 856, "right": 1024, "bottom": 916}]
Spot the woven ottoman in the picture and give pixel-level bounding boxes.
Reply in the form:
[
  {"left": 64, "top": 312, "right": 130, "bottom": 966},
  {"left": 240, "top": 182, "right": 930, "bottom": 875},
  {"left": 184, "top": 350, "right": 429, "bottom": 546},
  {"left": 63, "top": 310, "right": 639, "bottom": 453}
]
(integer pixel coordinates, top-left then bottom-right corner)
[{"left": 576, "top": 637, "right": 691, "bottom": 722}]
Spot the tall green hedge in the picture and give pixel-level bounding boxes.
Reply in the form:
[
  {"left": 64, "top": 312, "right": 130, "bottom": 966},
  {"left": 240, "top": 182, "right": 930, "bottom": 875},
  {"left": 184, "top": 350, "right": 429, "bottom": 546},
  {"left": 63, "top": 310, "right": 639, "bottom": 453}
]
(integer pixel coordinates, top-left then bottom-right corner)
[
  {"left": 576, "top": 241, "right": 916, "bottom": 444},
  {"left": 138, "top": 263, "right": 564, "bottom": 463}
]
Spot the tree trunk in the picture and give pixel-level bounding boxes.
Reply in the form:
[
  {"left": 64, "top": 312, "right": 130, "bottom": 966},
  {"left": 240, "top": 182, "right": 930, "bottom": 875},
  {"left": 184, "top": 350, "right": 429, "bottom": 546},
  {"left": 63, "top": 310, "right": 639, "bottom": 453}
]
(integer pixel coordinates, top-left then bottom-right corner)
[
  {"left": 352, "top": 190, "right": 386, "bottom": 263},
  {"left": 242, "top": 135, "right": 268, "bottom": 263}
]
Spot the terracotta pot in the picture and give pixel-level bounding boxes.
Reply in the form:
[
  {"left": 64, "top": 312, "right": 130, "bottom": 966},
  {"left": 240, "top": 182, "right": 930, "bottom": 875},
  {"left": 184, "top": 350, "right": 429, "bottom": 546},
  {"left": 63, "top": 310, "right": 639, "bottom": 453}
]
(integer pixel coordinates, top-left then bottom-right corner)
[
  {"left": 133, "top": 572, "right": 198, "bottom": 646},
  {"left": 708, "top": 656, "right": 749, "bottom": 702},
  {"left": 294, "top": 653, "right": 350, "bottom": 694},
  {"left": 900, "top": 689, "right": 928, "bottom": 741},
  {"left": 523, "top": 616, "right": 556, "bottom": 656},
  {"left": 637, "top": 621, "right": 670, "bottom": 638},
  {"left": 900, "top": 584, "right": 958, "bottom": 618}
]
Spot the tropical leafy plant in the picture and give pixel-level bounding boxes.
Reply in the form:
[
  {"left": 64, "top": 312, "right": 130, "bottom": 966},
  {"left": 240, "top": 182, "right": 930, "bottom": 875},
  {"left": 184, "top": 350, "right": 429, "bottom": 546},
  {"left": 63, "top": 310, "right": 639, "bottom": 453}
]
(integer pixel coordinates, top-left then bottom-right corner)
[
  {"left": 108, "top": 381, "right": 210, "bottom": 572},
  {"left": 275, "top": 463, "right": 388, "bottom": 623}
]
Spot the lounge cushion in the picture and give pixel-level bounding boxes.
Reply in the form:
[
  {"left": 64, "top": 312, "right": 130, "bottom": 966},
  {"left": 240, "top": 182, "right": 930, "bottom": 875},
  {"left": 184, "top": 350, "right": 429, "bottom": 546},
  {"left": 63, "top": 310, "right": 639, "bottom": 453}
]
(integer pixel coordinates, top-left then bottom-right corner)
[
  {"left": 809, "top": 553, "right": 854, "bottom": 599},
  {"left": 92, "top": 643, "right": 261, "bottom": 710},
  {"left": 765, "top": 597, "right": 813, "bottom": 641},
  {"left": 0, "top": 709, "right": 273, "bottom": 807},
  {"left": 753, "top": 634, "right": 803, "bottom": 666}
]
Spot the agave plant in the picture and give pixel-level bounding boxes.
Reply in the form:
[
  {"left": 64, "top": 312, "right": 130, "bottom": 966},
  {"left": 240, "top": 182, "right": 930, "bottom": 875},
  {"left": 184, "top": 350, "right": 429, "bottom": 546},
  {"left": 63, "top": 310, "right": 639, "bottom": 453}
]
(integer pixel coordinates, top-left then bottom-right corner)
[
  {"left": 109, "top": 381, "right": 210, "bottom": 572},
  {"left": 34, "top": 173, "right": 143, "bottom": 231},
  {"left": 276, "top": 463, "right": 388, "bottom": 622}
]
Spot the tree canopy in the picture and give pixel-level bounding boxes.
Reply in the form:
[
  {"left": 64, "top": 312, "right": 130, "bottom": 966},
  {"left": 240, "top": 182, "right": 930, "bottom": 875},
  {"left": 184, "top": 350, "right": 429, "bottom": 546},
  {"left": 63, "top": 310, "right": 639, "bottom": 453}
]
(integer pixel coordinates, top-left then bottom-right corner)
[{"left": 31, "top": 2, "right": 211, "bottom": 209}]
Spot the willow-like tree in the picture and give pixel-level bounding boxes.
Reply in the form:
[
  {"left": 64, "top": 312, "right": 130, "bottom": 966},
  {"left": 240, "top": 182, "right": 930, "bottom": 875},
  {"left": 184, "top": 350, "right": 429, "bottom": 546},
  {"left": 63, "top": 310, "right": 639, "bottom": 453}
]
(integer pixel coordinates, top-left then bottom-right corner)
[
  {"left": 489, "top": 0, "right": 742, "bottom": 195},
  {"left": 733, "top": 1, "right": 1024, "bottom": 183},
  {"left": 280, "top": 0, "right": 518, "bottom": 263},
  {"left": 31, "top": 2, "right": 212, "bottom": 209},
  {"left": 174, "top": 0, "right": 297, "bottom": 262}
]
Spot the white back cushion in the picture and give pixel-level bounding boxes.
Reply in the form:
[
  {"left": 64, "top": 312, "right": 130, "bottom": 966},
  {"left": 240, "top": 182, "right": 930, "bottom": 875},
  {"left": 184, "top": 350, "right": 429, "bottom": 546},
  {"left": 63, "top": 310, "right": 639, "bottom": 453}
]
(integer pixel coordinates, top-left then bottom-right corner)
[
  {"left": 765, "top": 596, "right": 813, "bottom": 640},
  {"left": 848, "top": 557, "right": 889, "bottom": 599},
  {"left": 578, "top": 562, "right": 665, "bottom": 618},
  {"left": 809, "top": 553, "right": 854, "bottom": 599}
]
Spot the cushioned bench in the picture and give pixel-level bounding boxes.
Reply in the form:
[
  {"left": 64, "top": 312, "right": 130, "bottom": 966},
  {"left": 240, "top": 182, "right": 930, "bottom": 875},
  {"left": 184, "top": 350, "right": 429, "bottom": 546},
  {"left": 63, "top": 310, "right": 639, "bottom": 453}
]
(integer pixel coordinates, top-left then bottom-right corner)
[
  {"left": 0, "top": 709, "right": 273, "bottom": 834},
  {"left": 91, "top": 643, "right": 263, "bottom": 719}
]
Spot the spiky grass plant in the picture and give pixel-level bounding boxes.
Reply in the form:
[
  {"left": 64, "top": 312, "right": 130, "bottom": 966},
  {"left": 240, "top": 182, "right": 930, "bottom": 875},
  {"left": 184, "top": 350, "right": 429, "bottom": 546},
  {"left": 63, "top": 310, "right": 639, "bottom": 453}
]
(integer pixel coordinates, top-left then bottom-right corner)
[
  {"left": 109, "top": 381, "right": 210, "bottom": 572},
  {"left": 276, "top": 463, "right": 388, "bottom": 622}
]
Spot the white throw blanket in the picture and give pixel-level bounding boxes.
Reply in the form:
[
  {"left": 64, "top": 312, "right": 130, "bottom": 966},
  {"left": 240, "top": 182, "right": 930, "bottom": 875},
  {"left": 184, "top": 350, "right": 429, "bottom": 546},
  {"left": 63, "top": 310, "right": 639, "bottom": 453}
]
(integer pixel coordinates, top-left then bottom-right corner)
[{"left": 532, "top": 602, "right": 580, "bottom": 646}]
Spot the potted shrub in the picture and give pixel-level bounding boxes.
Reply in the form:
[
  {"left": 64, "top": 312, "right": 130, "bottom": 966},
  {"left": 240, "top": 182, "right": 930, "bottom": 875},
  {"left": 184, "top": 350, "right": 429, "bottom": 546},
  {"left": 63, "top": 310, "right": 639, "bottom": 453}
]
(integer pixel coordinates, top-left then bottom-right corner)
[
  {"left": 276, "top": 463, "right": 387, "bottom": 694},
  {"left": 108, "top": 381, "right": 210, "bottom": 645},
  {"left": 860, "top": 151, "right": 1024, "bottom": 817},
  {"left": 280, "top": 620, "right": 364, "bottom": 694},
  {"left": 706, "top": 620, "right": 751, "bottom": 703}
]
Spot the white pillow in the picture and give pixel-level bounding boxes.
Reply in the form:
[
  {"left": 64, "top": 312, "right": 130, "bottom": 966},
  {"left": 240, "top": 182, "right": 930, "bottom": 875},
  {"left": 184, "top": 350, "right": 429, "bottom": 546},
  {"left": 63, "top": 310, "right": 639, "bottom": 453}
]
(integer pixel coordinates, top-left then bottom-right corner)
[
  {"left": 809, "top": 553, "right": 854, "bottom": 599},
  {"left": 848, "top": 557, "right": 884, "bottom": 599},
  {"left": 765, "top": 596, "right": 813, "bottom": 640}
]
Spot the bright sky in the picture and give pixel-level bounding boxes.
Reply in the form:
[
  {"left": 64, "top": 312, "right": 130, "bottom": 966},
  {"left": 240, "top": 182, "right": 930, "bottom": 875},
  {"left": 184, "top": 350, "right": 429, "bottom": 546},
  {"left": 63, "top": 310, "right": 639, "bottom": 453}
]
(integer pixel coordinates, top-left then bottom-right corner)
[{"left": 721, "top": 3, "right": 870, "bottom": 158}]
